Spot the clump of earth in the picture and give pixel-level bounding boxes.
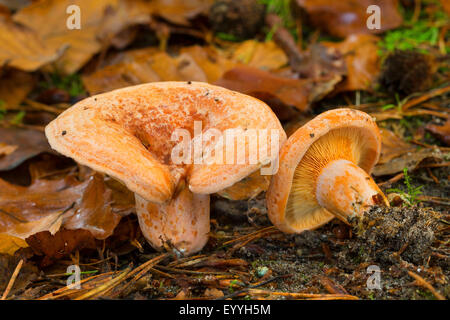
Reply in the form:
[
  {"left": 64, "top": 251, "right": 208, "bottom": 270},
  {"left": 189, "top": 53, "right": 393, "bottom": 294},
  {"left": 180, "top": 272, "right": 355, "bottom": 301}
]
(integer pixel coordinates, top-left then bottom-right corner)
[{"left": 348, "top": 206, "right": 441, "bottom": 266}]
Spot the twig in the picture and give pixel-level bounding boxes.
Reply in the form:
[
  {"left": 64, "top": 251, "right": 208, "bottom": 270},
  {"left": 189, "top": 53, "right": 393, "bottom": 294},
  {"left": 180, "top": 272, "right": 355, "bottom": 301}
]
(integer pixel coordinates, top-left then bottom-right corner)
[
  {"left": 217, "top": 274, "right": 291, "bottom": 300},
  {"left": 74, "top": 267, "right": 131, "bottom": 300},
  {"left": 407, "top": 271, "right": 446, "bottom": 300},
  {"left": 265, "top": 13, "right": 304, "bottom": 70},
  {"left": 378, "top": 172, "right": 405, "bottom": 187},
  {"left": 223, "top": 226, "right": 277, "bottom": 246},
  {"left": 1, "top": 259, "right": 24, "bottom": 300},
  {"left": 246, "top": 289, "right": 359, "bottom": 300},
  {"left": 402, "top": 85, "right": 450, "bottom": 111},
  {"left": 318, "top": 276, "right": 348, "bottom": 295}
]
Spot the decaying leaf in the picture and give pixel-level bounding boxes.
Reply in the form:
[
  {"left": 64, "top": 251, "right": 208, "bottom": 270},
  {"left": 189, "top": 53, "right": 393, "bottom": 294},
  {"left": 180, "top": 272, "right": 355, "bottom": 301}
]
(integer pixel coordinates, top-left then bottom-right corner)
[
  {"left": 0, "top": 233, "right": 28, "bottom": 255},
  {"left": 229, "top": 40, "right": 288, "bottom": 71},
  {"left": 378, "top": 129, "right": 416, "bottom": 164},
  {"left": 63, "top": 174, "right": 122, "bottom": 240},
  {"left": 0, "top": 169, "right": 130, "bottom": 256},
  {"left": 323, "top": 34, "right": 380, "bottom": 92},
  {"left": 11, "top": 0, "right": 213, "bottom": 74},
  {"left": 0, "top": 128, "right": 54, "bottom": 171},
  {"left": 441, "top": 0, "right": 450, "bottom": 16},
  {"left": 0, "top": 143, "right": 18, "bottom": 158},
  {"left": 151, "top": 0, "right": 214, "bottom": 26},
  {"left": 180, "top": 45, "right": 237, "bottom": 83},
  {"left": 0, "top": 255, "right": 38, "bottom": 296},
  {"left": 0, "top": 129, "right": 53, "bottom": 171},
  {"left": 426, "top": 117, "right": 450, "bottom": 146},
  {"left": 217, "top": 170, "right": 270, "bottom": 201},
  {"left": 373, "top": 148, "right": 446, "bottom": 176},
  {"left": 294, "top": 0, "right": 403, "bottom": 37},
  {"left": 0, "top": 69, "right": 35, "bottom": 110},
  {"left": 82, "top": 49, "right": 208, "bottom": 94},
  {"left": 26, "top": 229, "right": 96, "bottom": 267},
  {"left": 12, "top": 0, "right": 115, "bottom": 74},
  {"left": 0, "top": 15, "right": 64, "bottom": 71},
  {"left": 216, "top": 65, "right": 337, "bottom": 112}
]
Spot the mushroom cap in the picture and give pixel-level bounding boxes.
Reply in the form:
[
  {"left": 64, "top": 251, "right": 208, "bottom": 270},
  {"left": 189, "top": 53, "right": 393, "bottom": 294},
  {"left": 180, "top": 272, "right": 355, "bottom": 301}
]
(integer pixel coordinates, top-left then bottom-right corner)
[
  {"left": 45, "top": 82, "right": 285, "bottom": 202},
  {"left": 266, "top": 108, "right": 381, "bottom": 233}
]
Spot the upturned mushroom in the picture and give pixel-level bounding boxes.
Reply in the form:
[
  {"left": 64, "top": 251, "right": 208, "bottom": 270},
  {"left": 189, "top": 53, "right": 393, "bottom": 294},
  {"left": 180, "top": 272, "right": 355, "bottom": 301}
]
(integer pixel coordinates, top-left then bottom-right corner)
[
  {"left": 45, "top": 81, "right": 285, "bottom": 255},
  {"left": 266, "top": 108, "right": 388, "bottom": 234}
]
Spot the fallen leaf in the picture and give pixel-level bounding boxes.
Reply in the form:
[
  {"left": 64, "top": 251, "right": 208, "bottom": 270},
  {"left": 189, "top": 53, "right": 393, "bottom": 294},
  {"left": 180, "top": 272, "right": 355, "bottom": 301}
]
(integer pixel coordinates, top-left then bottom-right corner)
[
  {"left": 63, "top": 174, "right": 122, "bottom": 239},
  {"left": 216, "top": 65, "right": 337, "bottom": 112},
  {"left": 151, "top": 0, "right": 213, "bottom": 26},
  {"left": 1, "top": 210, "right": 65, "bottom": 239},
  {"left": 180, "top": 45, "right": 237, "bottom": 83},
  {"left": 0, "top": 174, "right": 87, "bottom": 232},
  {"left": 204, "top": 287, "right": 224, "bottom": 298},
  {"left": 0, "top": 233, "right": 28, "bottom": 255},
  {"left": 82, "top": 49, "right": 208, "bottom": 94},
  {"left": 426, "top": 117, "right": 450, "bottom": 146},
  {"left": 323, "top": 34, "right": 380, "bottom": 92},
  {"left": 0, "top": 143, "right": 18, "bottom": 158},
  {"left": 441, "top": 0, "right": 450, "bottom": 16},
  {"left": 217, "top": 170, "right": 270, "bottom": 200},
  {"left": 294, "top": 0, "right": 403, "bottom": 37},
  {"left": 230, "top": 40, "right": 288, "bottom": 71},
  {"left": 378, "top": 129, "right": 416, "bottom": 164},
  {"left": 12, "top": 0, "right": 155, "bottom": 74},
  {"left": 0, "top": 69, "right": 35, "bottom": 110},
  {"left": 0, "top": 255, "right": 38, "bottom": 296},
  {"left": 0, "top": 15, "right": 64, "bottom": 71},
  {"left": 0, "top": 128, "right": 55, "bottom": 171},
  {"left": 26, "top": 229, "right": 96, "bottom": 267},
  {"left": 373, "top": 148, "right": 445, "bottom": 176}
]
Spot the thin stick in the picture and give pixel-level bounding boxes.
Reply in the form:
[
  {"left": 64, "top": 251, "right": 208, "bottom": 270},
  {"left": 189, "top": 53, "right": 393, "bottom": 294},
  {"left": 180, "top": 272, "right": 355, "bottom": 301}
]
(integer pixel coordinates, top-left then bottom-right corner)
[
  {"left": 1, "top": 259, "right": 24, "bottom": 300},
  {"left": 247, "top": 289, "right": 359, "bottom": 300},
  {"left": 223, "top": 226, "right": 277, "bottom": 245},
  {"left": 74, "top": 267, "right": 131, "bottom": 300},
  {"left": 402, "top": 85, "right": 450, "bottom": 111},
  {"left": 407, "top": 271, "right": 445, "bottom": 300},
  {"left": 217, "top": 274, "right": 291, "bottom": 300}
]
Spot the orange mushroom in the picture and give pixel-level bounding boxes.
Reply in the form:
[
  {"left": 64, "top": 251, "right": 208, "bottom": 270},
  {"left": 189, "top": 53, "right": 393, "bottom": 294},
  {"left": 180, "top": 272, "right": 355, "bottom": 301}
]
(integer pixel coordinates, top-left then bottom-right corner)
[
  {"left": 266, "top": 108, "right": 388, "bottom": 234},
  {"left": 45, "top": 81, "right": 285, "bottom": 255}
]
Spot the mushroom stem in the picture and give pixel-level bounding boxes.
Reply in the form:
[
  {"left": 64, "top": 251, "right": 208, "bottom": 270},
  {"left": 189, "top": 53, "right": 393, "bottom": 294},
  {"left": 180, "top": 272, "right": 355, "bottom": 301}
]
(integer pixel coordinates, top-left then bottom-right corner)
[
  {"left": 316, "top": 159, "right": 388, "bottom": 222},
  {"left": 135, "top": 185, "right": 210, "bottom": 255}
]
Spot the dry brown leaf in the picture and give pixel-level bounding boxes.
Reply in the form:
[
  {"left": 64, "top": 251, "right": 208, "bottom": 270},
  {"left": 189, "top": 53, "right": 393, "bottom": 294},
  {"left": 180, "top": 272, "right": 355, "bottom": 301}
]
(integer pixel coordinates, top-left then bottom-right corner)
[
  {"left": 82, "top": 49, "right": 208, "bottom": 94},
  {"left": 426, "top": 117, "right": 450, "bottom": 146},
  {"left": 204, "top": 287, "right": 224, "bottom": 298},
  {"left": 0, "top": 15, "right": 64, "bottom": 71},
  {"left": 0, "top": 233, "right": 28, "bottom": 255},
  {"left": 26, "top": 229, "right": 96, "bottom": 267},
  {"left": 294, "top": 0, "right": 403, "bottom": 37},
  {"left": 13, "top": 0, "right": 115, "bottom": 74},
  {"left": 63, "top": 174, "right": 122, "bottom": 239},
  {"left": 215, "top": 65, "right": 319, "bottom": 112},
  {"left": 441, "top": 0, "right": 450, "bottom": 16},
  {"left": 323, "top": 34, "right": 380, "bottom": 92},
  {"left": 378, "top": 129, "right": 416, "bottom": 164},
  {"left": 0, "top": 69, "right": 35, "bottom": 109},
  {"left": 0, "top": 128, "right": 54, "bottom": 171},
  {"left": 12, "top": 0, "right": 156, "bottom": 74},
  {"left": 230, "top": 40, "right": 288, "bottom": 71},
  {"left": 0, "top": 143, "right": 18, "bottom": 158},
  {"left": 2, "top": 210, "right": 65, "bottom": 239},
  {"left": 217, "top": 170, "right": 270, "bottom": 201},
  {"left": 180, "top": 45, "right": 237, "bottom": 83},
  {"left": 0, "top": 176, "right": 86, "bottom": 233},
  {"left": 151, "top": 0, "right": 213, "bottom": 26},
  {"left": 0, "top": 255, "right": 38, "bottom": 296},
  {"left": 373, "top": 148, "right": 445, "bottom": 176}
]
